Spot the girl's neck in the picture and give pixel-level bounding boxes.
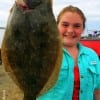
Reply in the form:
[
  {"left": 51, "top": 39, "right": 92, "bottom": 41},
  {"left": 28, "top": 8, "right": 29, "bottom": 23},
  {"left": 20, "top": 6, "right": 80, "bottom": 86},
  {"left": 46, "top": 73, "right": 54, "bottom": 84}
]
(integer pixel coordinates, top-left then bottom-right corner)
[
  {"left": 65, "top": 45, "right": 79, "bottom": 65},
  {"left": 64, "top": 44, "right": 78, "bottom": 52}
]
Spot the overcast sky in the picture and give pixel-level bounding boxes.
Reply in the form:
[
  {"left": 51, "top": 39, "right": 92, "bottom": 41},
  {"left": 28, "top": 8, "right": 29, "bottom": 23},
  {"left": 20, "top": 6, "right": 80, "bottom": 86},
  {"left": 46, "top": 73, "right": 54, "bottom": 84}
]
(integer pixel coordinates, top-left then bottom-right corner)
[
  {"left": 0, "top": 0, "right": 100, "bottom": 30},
  {"left": 53, "top": 0, "right": 100, "bottom": 31},
  {"left": 0, "top": 0, "right": 100, "bottom": 47}
]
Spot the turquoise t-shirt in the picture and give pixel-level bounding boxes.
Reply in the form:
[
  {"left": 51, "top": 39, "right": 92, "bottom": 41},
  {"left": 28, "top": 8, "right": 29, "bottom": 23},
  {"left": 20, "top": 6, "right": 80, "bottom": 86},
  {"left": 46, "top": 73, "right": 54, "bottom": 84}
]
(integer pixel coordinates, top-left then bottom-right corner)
[{"left": 37, "top": 43, "right": 100, "bottom": 100}]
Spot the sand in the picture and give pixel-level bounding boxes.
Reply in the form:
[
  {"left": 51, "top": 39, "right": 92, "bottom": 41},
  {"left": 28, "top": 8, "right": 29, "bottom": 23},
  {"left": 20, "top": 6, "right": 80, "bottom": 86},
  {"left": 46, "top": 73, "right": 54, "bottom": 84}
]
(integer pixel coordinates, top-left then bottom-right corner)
[{"left": 0, "top": 64, "right": 23, "bottom": 100}]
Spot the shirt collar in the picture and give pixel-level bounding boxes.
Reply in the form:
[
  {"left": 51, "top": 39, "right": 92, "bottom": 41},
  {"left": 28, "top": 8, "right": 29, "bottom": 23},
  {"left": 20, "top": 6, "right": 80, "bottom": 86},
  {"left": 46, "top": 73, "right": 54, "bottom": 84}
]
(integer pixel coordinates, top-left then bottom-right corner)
[{"left": 63, "top": 43, "right": 89, "bottom": 56}]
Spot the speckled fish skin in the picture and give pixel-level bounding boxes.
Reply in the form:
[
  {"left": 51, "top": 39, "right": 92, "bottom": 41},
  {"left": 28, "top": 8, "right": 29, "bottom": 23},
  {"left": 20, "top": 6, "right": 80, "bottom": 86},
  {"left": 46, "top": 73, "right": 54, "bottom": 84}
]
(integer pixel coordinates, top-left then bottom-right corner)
[{"left": 1, "top": 0, "right": 62, "bottom": 100}]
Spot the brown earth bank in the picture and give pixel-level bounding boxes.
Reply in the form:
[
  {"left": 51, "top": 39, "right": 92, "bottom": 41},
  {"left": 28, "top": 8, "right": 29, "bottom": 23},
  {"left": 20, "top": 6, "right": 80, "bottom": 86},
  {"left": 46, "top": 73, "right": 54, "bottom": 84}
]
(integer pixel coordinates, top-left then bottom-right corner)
[{"left": 0, "top": 64, "right": 23, "bottom": 100}]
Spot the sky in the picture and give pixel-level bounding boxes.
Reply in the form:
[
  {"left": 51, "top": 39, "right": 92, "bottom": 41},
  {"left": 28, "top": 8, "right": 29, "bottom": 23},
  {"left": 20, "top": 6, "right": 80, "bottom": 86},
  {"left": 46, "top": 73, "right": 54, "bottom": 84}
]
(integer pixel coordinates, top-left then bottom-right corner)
[
  {"left": 53, "top": 0, "right": 100, "bottom": 31},
  {"left": 0, "top": 0, "right": 100, "bottom": 29},
  {"left": 0, "top": 0, "right": 100, "bottom": 46}
]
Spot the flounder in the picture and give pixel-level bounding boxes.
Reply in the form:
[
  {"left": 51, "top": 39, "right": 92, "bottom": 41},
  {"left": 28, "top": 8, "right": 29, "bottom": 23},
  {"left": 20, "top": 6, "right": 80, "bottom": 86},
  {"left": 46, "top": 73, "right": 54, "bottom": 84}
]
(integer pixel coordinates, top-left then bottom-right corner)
[{"left": 1, "top": 0, "right": 62, "bottom": 100}]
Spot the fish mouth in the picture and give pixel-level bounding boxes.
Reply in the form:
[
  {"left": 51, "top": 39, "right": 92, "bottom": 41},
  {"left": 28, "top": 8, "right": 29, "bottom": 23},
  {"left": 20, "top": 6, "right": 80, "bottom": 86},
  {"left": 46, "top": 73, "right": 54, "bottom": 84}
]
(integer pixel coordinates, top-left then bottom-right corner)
[{"left": 23, "top": 0, "right": 42, "bottom": 9}]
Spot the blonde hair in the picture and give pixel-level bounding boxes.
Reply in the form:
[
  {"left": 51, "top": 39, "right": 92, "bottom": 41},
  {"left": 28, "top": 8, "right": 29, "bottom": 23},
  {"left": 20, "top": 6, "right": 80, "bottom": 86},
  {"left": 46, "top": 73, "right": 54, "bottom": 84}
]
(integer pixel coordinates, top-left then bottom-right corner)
[{"left": 57, "top": 5, "right": 86, "bottom": 28}]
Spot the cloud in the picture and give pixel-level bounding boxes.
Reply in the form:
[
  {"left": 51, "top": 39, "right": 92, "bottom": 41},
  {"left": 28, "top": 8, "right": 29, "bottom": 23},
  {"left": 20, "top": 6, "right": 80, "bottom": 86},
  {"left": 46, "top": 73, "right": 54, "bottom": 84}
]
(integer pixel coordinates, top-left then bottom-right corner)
[
  {"left": 1, "top": 0, "right": 100, "bottom": 25},
  {"left": 0, "top": 0, "right": 14, "bottom": 27},
  {"left": 53, "top": 0, "right": 100, "bottom": 30},
  {"left": 53, "top": 0, "right": 100, "bottom": 20},
  {"left": 0, "top": 0, "right": 100, "bottom": 29}
]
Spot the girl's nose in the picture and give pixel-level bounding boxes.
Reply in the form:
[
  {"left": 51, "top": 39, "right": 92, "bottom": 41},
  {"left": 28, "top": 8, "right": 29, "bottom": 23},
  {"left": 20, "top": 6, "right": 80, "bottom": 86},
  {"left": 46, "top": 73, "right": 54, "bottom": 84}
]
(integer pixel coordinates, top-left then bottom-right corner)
[
  {"left": 67, "top": 25, "right": 74, "bottom": 33},
  {"left": 66, "top": 26, "right": 74, "bottom": 35}
]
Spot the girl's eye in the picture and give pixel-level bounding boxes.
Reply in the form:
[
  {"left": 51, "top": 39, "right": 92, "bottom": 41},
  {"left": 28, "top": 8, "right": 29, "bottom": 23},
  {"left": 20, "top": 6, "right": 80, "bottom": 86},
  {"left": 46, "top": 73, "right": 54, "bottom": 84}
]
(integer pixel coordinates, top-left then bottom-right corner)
[
  {"left": 61, "top": 22, "right": 82, "bottom": 28},
  {"left": 62, "top": 22, "right": 69, "bottom": 27},
  {"left": 74, "top": 24, "right": 82, "bottom": 28},
  {"left": 63, "top": 24, "right": 68, "bottom": 27}
]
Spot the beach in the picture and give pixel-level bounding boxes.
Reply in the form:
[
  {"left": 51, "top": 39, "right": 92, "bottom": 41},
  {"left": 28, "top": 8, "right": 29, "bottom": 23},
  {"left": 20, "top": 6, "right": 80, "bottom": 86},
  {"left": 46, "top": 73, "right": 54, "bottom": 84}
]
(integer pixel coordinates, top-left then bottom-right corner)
[{"left": 0, "top": 64, "right": 23, "bottom": 100}]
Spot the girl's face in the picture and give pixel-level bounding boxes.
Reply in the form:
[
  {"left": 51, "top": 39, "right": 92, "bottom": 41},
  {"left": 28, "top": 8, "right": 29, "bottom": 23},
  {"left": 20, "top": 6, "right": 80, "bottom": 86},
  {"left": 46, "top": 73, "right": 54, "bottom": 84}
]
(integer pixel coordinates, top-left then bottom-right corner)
[{"left": 58, "top": 12, "right": 84, "bottom": 47}]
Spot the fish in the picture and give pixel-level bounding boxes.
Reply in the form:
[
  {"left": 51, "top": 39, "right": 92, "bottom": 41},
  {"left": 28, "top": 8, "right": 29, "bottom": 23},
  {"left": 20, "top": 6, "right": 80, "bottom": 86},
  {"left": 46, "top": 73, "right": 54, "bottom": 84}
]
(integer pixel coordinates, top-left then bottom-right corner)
[{"left": 1, "top": 0, "right": 62, "bottom": 100}]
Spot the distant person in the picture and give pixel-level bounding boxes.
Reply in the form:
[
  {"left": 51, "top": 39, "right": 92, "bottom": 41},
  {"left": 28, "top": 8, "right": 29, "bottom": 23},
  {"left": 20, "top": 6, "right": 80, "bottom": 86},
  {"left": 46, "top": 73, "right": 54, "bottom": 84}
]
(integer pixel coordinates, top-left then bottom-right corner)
[{"left": 15, "top": 0, "right": 100, "bottom": 100}]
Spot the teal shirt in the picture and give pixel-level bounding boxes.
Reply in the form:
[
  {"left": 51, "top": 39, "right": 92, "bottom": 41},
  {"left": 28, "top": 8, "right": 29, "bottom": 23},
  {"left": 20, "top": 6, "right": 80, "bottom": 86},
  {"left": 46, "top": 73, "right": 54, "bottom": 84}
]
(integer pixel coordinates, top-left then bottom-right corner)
[{"left": 37, "top": 43, "right": 100, "bottom": 100}]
